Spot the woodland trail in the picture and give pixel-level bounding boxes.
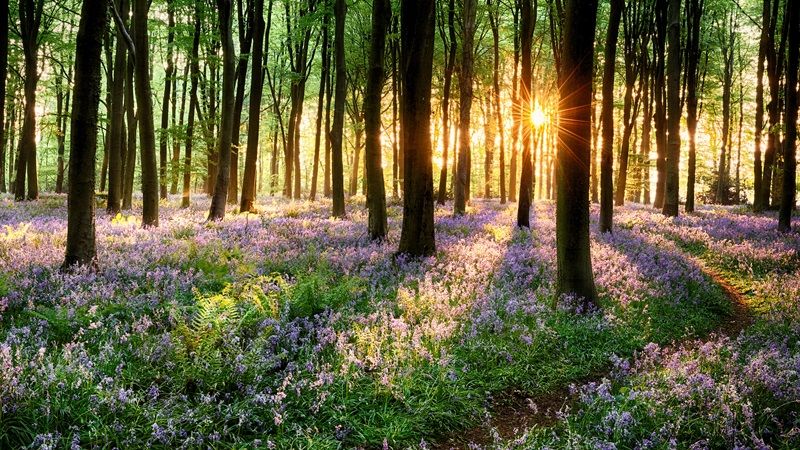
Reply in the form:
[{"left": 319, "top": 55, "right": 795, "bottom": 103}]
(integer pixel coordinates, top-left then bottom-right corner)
[{"left": 430, "top": 251, "right": 754, "bottom": 450}]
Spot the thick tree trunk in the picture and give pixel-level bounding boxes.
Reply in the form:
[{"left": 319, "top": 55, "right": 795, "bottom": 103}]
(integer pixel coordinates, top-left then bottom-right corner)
[
  {"left": 516, "top": 0, "right": 534, "bottom": 227},
  {"left": 599, "top": 0, "right": 622, "bottom": 232},
  {"left": 778, "top": 0, "right": 798, "bottom": 231},
  {"left": 454, "top": 0, "right": 477, "bottom": 216},
  {"left": 331, "top": 0, "right": 347, "bottom": 217},
  {"left": 556, "top": 0, "right": 599, "bottom": 307},
  {"left": 64, "top": 0, "right": 108, "bottom": 269},
  {"left": 760, "top": 0, "right": 784, "bottom": 210},
  {"left": 241, "top": 0, "right": 265, "bottom": 212},
  {"left": 398, "top": 0, "right": 436, "bottom": 257},
  {"left": 133, "top": 0, "right": 159, "bottom": 226},
  {"left": 364, "top": 0, "right": 390, "bottom": 239},
  {"left": 208, "top": 0, "right": 236, "bottom": 220}
]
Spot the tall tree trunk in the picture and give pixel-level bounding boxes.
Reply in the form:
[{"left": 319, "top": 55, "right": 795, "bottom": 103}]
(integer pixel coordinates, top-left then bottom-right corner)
[
  {"left": 241, "top": 0, "right": 266, "bottom": 211},
  {"left": 55, "top": 72, "right": 70, "bottom": 194},
  {"left": 454, "top": 0, "right": 477, "bottom": 216},
  {"left": 325, "top": 28, "right": 333, "bottom": 198},
  {"left": 133, "top": 0, "right": 159, "bottom": 226},
  {"left": 229, "top": 0, "right": 254, "bottom": 204},
  {"left": 108, "top": 0, "right": 129, "bottom": 213},
  {"left": 15, "top": 0, "right": 45, "bottom": 201},
  {"left": 652, "top": 0, "right": 667, "bottom": 209},
  {"left": 159, "top": 0, "right": 175, "bottom": 200},
  {"left": 661, "top": 0, "right": 681, "bottom": 217},
  {"left": 208, "top": 0, "right": 236, "bottom": 220},
  {"left": 310, "top": 3, "right": 329, "bottom": 201},
  {"left": 64, "top": 0, "right": 107, "bottom": 269},
  {"left": 398, "top": 0, "right": 436, "bottom": 256},
  {"left": 516, "top": 0, "right": 534, "bottom": 227},
  {"left": 489, "top": 0, "right": 506, "bottom": 204},
  {"left": 761, "top": 0, "right": 785, "bottom": 210},
  {"left": 0, "top": 0, "right": 7, "bottom": 193},
  {"left": 509, "top": 1, "right": 520, "bottom": 203},
  {"left": 437, "top": 0, "right": 457, "bottom": 205},
  {"left": 556, "top": 0, "right": 599, "bottom": 307},
  {"left": 331, "top": 0, "right": 347, "bottom": 217},
  {"left": 753, "top": 0, "right": 770, "bottom": 212},
  {"left": 182, "top": 2, "right": 202, "bottom": 208},
  {"left": 778, "top": 0, "right": 798, "bottom": 231},
  {"left": 172, "top": 64, "right": 188, "bottom": 195},
  {"left": 122, "top": 54, "right": 137, "bottom": 210},
  {"left": 599, "top": 0, "right": 622, "bottom": 232},
  {"left": 684, "top": 0, "right": 702, "bottom": 212},
  {"left": 364, "top": 0, "right": 390, "bottom": 239}
]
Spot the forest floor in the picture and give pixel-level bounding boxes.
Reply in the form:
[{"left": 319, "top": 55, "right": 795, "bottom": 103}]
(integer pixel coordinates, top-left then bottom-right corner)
[{"left": 0, "top": 194, "right": 798, "bottom": 449}]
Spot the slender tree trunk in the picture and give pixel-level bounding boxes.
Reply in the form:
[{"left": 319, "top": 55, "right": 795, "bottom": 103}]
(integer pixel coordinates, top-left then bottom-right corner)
[
  {"left": 64, "top": 0, "right": 107, "bottom": 269},
  {"left": 310, "top": 4, "right": 329, "bottom": 201},
  {"left": 364, "top": 0, "right": 390, "bottom": 239},
  {"left": 122, "top": 54, "right": 137, "bottom": 210},
  {"left": 761, "top": 0, "right": 784, "bottom": 210},
  {"left": 454, "top": 0, "right": 477, "bottom": 216},
  {"left": 241, "top": 0, "right": 266, "bottom": 211},
  {"left": 779, "top": 0, "right": 798, "bottom": 231},
  {"left": 107, "top": 0, "right": 129, "bottom": 213},
  {"left": 331, "top": 0, "right": 347, "bottom": 217},
  {"left": 556, "top": 0, "right": 599, "bottom": 306},
  {"left": 172, "top": 64, "right": 188, "bottom": 195},
  {"left": 684, "top": 0, "right": 702, "bottom": 212},
  {"left": 0, "top": 0, "right": 7, "bottom": 193},
  {"left": 652, "top": 0, "right": 667, "bottom": 209},
  {"left": 229, "top": 0, "right": 254, "bottom": 204},
  {"left": 516, "top": 0, "right": 534, "bottom": 227},
  {"left": 437, "top": 0, "right": 457, "bottom": 205},
  {"left": 208, "top": 0, "right": 236, "bottom": 220},
  {"left": 159, "top": 0, "right": 175, "bottom": 200},
  {"left": 489, "top": 0, "right": 506, "bottom": 204},
  {"left": 599, "top": 0, "right": 622, "bottom": 232},
  {"left": 753, "top": 0, "right": 769, "bottom": 211},
  {"left": 398, "top": 0, "right": 436, "bottom": 256}
]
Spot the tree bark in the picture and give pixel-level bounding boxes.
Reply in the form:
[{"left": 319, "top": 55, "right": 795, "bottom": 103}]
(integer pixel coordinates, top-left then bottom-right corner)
[
  {"left": 398, "top": 0, "right": 436, "bottom": 257},
  {"left": 556, "top": 0, "right": 599, "bottom": 307},
  {"left": 684, "top": 0, "right": 703, "bottom": 212},
  {"left": 454, "top": 0, "right": 477, "bottom": 216},
  {"left": 241, "top": 0, "right": 266, "bottom": 212},
  {"left": 516, "top": 0, "right": 534, "bottom": 227},
  {"left": 310, "top": 2, "right": 329, "bottom": 202},
  {"left": 208, "top": 0, "right": 236, "bottom": 220},
  {"left": 661, "top": 0, "right": 681, "bottom": 217},
  {"left": 64, "top": 0, "right": 108, "bottom": 269},
  {"left": 364, "top": 0, "right": 391, "bottom": 240},
  {"left": 779, "top": 0, "right": 798, "bottom": 231},
  {"left": 753, "top": 0, "right": 770, "bottom": 212},
  {"left": 599, "top": 0, "right": 622, "bottom": 233},
  {"left": 437, "top": 0, "right": 457, "bottom": 205},
  {"left": 182, "top": 2, "right": 202, "bottom": 208},
  {"left": 0, "top": 0, "right": 7, "bottom": 193},
  {"left": 331, "top": 0, "right": 347, "bottom": 217},
  {"left": 107, "top": 0, "right": 129, "bottom": 213},
  {"left": 159, "top": 0, "right": 175, "bottom": 200}
]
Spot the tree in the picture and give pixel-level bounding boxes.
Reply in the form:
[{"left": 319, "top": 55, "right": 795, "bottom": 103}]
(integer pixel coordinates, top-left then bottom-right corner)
[
  {"left": 14, "top": 0, "right": 47, "bottom": 201},
  {"left": 133, "top": 0, "right": 159, "bottom": 226},
  {"left": 556, "top": 0, "right": 598, "bottom": 306},
  {"left": 208, "top": 0, "right": 237, "bottom": 221},
  {"left": 240, "top": 0, "right": 266, "bottom": 212},
  {"left": 182, "top": 0, "right": 202, "bottom": 209},
  {"left": 516, "top": 0, "right": 535, "bottom": 227},
  {"left": 684, "top": 0, "right": 704, "bottom": 212},
  {"left": 453, "top": 0, "right": 477, "bottom": 216},
  {"left": 107, "top": 0, "right": 129, "bottom": 214},
  {"left": 488, "top": 0, "right": 506, "bottom": 204},
  {"left": 0, "top": 0, "right": 8, "bottom": 193},
  {"left": 309, "top": 0, "right": 330, "bottom": 202},
  {"left": 398, "top": 0, "right": 436, "bottom": 257},
  {"left": 364, "top": 0, "right": 390, "bottom": 240},
  {"left": 661, "top": 0, "right": 681, "bottom": 217},
  {"left": 330, "top": 0, "right": 346, "bottom": 217},
  {"left": 778, "top": 0, "right": 798, "bottom": 232},
  {"left": 437, "top": 0, "right": 457, "bottom": 205},
  {"left": 63, "top": 0, "right": 108, "bottom": 269},
  {"left": 159, "top": 0, "right": 176, "bottom": 200},
  {"left": 600, "top": 0, "right": 623, "bottom": 233}
]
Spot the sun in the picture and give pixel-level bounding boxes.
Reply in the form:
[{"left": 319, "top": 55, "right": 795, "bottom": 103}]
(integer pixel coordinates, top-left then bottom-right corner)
[{"left": 531, "top": 102, "right": 548, "bottom": 128}]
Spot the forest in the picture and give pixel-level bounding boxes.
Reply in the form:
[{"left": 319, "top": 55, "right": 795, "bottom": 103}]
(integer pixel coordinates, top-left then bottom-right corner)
[{"left": 0, "top": 0, "right": 799, "bottom": 447}]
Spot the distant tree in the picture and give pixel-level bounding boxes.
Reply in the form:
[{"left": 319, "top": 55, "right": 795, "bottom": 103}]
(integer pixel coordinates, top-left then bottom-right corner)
[
  {"left": 63, "top": 0, "right": 108, "bottom": 269},
  {"left": 398, "top": 0, "right": 436, "bottom": 257},
  {"left": 364, "top": 0, "right": 390, "bottom": 240},
  {"left": 556, "top": 0, "right": 598, "bottom": 306}
]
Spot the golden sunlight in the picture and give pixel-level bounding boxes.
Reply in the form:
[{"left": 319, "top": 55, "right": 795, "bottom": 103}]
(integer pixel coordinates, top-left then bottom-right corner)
[{"left": 531, "top": 102, "right": 548, "bottom": 128}]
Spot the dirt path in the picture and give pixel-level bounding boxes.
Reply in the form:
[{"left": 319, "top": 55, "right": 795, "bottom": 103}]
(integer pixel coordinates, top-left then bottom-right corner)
[{"left": 430, "top": 254, "right": 753, "bottom": 450}]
